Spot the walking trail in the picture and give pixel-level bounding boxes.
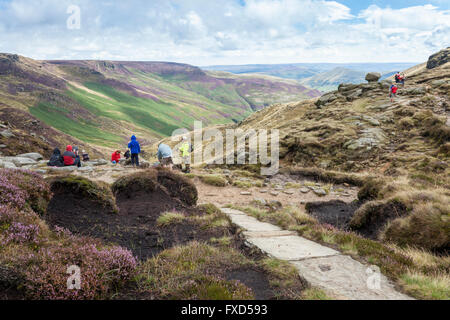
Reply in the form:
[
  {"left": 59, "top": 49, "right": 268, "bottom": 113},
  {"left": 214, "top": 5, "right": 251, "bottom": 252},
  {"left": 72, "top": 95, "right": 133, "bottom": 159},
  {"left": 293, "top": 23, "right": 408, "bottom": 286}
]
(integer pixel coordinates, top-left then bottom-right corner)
[{"left": 220, "top": 207, "right": 413, "bottom": 300}]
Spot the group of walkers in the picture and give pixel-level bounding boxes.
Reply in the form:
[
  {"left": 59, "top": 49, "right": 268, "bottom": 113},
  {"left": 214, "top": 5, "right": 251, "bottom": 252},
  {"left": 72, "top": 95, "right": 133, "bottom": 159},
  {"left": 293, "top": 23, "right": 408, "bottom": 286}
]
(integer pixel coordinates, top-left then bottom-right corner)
[
  {"left": 110, "top": 135, "right": 141, "bottom": 166},
  {"left": 155, "top": 136, "right": 191, "bottom": 173},
  {"left": 47, "top": 134, "right": 192, "bottom": 173},
  {"left": 389, "top": 72, "right": 407, "bottom": 103},
  {"left": 47, "top": 145, "right": 89, "bottom": 168}
]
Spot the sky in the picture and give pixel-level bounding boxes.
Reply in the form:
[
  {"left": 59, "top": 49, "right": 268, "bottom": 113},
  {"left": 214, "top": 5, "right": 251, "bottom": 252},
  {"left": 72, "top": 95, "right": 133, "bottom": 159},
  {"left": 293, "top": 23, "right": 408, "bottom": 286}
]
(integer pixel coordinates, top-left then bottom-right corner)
[{"left": 0, "top": 0, "right": 448, "bottom": 65}]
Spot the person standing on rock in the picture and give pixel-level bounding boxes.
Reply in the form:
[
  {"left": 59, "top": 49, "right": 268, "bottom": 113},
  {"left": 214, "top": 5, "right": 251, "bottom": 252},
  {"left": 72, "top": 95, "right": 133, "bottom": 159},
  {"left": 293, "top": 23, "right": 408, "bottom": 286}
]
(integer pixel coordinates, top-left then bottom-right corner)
[
  {"left": 390, "top": 83, "right": 398, "bottom": 103},
  {"left": 128, "top": 135, "right": 141, "bottom": 167},
  {"left": 179, "top": 136, "right": 191, "bottom": 173},
  {"left": 157, "top": 143, "right": 173, "bottom": 169}
]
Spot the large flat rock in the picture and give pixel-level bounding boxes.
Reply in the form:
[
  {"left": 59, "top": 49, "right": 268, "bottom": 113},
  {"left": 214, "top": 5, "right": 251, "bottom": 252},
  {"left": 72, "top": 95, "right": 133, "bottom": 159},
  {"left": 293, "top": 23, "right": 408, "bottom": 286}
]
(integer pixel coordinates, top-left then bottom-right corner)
[
  {"left": 292, "top": 255, "right": 413, "bottom": 300},
  {"left": 247, "top": 235, "right": 339, "bottom": 261}
]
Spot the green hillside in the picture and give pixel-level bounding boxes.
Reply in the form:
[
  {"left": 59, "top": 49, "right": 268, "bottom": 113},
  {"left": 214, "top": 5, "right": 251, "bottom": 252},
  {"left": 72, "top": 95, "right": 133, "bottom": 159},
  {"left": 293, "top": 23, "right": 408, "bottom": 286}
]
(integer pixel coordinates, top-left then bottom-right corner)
[{"left": 0, "top": 54, "right": 320, "bottom": 151}]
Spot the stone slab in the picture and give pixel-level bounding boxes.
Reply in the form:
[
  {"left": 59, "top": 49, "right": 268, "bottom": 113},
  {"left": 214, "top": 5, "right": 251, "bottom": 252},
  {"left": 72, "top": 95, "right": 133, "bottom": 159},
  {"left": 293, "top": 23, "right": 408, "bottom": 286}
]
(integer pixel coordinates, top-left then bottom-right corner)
[
  {"left": 247, "top": 235, "right": 339, "bottom": 261},
  {"left": 292, "top": 255, "right": 413, "bottom": 300},
  {"left": 220, "top": 208, "right": 246, "bottom": 215},
  {"left": 243, "top": 230, "right": 296, "bottom": 238},
  {"left": 228, "top": 214, "right": 282, "bottom": 232}
]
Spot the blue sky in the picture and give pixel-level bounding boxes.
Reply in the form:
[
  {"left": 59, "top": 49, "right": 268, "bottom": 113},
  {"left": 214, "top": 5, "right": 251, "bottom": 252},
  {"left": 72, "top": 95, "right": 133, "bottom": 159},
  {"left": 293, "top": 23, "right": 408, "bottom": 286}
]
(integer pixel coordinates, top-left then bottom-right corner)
[{"left": 0, "top": 0, "right": 448, "bottom": 65}]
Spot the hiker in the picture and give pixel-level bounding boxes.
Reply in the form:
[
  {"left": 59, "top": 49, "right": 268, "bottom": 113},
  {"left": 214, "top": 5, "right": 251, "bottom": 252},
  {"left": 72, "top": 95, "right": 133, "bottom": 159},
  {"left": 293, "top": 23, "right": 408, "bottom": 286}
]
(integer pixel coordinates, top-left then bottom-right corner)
[
  {"left": 157, "top": 143, "right": 173, "bottom": 169},
  {"left": 395, "top": 72, "right": 401, "bottom": 84},
  {"left": 178, "top": 136, "right": 191, "bottom": 173},
  {"left": 82, "top": 150, "right": 90, "bottom": 162},
  {"left": 47, "top": 148, "right": 64, "bottom": 167},
  {"left": 128, "top": 135, "right": 141, "bottom": 167},
  {"left": 63, "top": 145, "right": 81, "bottom": 167},
  {"left": 111, "top": 150, "right": 121, "bottom": 164},
  {"left": 399, "top": 73, "right": 405, "bottom": 87},
  {"left": 124, "top": 149, "right": 131, "bottom": 160},
  {"left": 390, "top": 83, "right": 398, "bottom": 102}
]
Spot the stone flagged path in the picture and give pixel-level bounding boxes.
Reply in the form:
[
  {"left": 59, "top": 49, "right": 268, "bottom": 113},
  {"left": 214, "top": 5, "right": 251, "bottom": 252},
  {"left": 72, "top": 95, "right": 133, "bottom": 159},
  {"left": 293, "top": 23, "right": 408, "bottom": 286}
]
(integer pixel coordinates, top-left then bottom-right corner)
[{"left": 221, "top": 208, "right": 413, "bottom": 300}]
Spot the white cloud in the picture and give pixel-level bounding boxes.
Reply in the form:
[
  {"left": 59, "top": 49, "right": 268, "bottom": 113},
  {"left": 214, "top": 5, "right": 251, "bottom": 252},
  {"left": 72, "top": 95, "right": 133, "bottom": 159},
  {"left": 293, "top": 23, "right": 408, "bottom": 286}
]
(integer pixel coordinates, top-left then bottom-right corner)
[{"left": 0, "top": 0, "right": 448, "bottom": 65}]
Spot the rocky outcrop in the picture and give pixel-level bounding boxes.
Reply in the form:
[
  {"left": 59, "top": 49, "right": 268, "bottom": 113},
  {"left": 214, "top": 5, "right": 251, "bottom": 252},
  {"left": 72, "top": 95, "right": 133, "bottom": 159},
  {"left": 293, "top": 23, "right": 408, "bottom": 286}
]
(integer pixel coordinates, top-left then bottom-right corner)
[
  {"left": 365, "top": 72, "right": 381, "bottom": 82},
  {"left": 315, "top": 92, "right": 338, "bottom": 107},
  {"left": 426, "top": 47, "right": 450, "bottom": 69},
  {"left": 17, "top": 153, "right": 44, "bottom": 161}
]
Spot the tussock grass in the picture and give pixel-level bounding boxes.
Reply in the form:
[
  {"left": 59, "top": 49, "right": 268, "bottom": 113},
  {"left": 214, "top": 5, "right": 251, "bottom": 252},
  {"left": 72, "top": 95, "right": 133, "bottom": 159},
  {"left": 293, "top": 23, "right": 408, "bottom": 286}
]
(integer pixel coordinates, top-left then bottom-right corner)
[
  {"left": 135, "top": 241, "right": 306, "bottom": 300},
  {"left": 400, "top": 272, "right": 450, "bottom": 300},
  {"left": 198, "top": 175, "right": 227, "bottom": 187},
  {"left": 301, "top": 288, "right": 333, "bottom": 300},
  {"left": 134, "top": 242, "right": 253, "bottom": 299},
  {"left": 157, "top": 212, "right": 186, "bottom": 227},
  {"left": 232, "top": 180, "right": 253, "bottom": 189}
]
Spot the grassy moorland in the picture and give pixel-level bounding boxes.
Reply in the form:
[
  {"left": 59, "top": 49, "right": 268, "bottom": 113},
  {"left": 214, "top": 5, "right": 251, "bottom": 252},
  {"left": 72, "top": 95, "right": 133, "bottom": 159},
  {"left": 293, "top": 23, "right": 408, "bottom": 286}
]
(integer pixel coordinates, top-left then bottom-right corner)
[{"left": 0, "top": 53, "right": 321, "bottom": 154}]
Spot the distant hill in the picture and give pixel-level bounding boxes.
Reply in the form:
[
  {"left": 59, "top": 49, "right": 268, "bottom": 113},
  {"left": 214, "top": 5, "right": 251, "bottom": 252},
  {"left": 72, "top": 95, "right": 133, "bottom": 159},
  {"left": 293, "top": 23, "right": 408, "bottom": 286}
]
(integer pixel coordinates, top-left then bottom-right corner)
[
  {"left": 205, "top": 62, "right": 417, "bottom": 92},
  {"left": 299, "top": 67, "right": 367, "bottom": 92},
  {"left": 0, "top": 54, "right": 320, "bottom": 153}
]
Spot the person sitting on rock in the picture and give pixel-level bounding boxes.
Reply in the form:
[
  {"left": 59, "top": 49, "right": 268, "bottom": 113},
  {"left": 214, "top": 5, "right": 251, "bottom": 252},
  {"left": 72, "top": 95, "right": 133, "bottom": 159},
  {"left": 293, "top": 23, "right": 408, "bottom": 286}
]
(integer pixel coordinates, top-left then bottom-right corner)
[
  {"left": 47, "top": 148, "right": 64, "bottom": 167},
  {"left": 128, "top": 135, "right": 141, "bottom": 167},
  {"left": 157, "top": 143, "right": 173, "bottom": 169},
  {"left": 111, "top": 150, "right": 121, "bottom": 164},
  {"left": 82, "top": 150, "right": 90, "bottom": 162},
  {"left": 63, "top": 145, "right": 81, "bottom": 167},
  {"left": 390, "top": 83, "right": 398, "bottom": 102},
  {"left": 124, "top": 149, "right": 131, "bottom": 160}
]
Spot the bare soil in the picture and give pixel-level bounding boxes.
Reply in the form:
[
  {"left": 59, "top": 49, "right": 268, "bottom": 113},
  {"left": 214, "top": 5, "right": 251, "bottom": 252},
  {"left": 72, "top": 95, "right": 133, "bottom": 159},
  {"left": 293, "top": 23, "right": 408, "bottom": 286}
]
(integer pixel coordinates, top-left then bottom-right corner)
[
  {"left": 305, "top": 200, "right": 362, "bottom": 230},
  {"left": 45, "top": 185, "right": 229, "bottom": 260}
]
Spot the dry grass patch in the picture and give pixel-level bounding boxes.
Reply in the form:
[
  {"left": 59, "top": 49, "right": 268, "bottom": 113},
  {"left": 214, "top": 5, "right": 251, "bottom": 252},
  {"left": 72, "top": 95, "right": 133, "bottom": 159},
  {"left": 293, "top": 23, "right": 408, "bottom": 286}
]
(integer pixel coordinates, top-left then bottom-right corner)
[{"left": 198, "top": 175, "right": 227, "bottom": 187}]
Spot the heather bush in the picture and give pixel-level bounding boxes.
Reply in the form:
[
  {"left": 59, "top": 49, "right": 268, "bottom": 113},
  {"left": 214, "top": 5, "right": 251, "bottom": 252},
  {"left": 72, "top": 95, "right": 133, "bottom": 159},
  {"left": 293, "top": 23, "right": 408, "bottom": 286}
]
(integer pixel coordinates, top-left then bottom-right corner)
[
  {"left": 0, "top": 205, "right": 46, "bottom": 247},
  {"left": 18, "top": 237, "right": 137, "bottom": 300},
  {"left": 0, "top": 169, "right": 51, "bottom": 214}
]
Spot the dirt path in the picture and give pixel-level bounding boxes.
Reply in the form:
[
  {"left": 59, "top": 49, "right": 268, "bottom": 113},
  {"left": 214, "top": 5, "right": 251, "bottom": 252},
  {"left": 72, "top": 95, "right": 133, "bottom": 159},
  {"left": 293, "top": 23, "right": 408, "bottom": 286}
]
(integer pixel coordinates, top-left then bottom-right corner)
[
  {"left": 221, "top": 208, "right": 413, "bottom": 300},
  {"left": 194, "top": 170, "right": 359, "bottom": 208}
]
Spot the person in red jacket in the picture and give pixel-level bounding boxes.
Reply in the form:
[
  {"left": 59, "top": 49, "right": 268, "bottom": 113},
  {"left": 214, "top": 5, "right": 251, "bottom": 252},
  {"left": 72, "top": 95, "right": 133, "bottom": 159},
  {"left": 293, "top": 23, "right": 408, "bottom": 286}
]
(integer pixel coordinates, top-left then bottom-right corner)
[
  {"left": 390, "top": 84, "right": 398, "bottom": 102},
  {"left": 111, "top": 150, "right": 121, "bottom": 164},
  {"left": 63, "top": 145, "right": 80, "bottom": 167}
]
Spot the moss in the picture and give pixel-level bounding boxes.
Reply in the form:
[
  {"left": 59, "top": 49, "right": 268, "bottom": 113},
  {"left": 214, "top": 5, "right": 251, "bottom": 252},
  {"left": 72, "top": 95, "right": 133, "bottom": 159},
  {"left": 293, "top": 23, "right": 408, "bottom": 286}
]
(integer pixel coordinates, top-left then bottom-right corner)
[{"left": 49, "top": 175, "right": 118, "bottom": 213}]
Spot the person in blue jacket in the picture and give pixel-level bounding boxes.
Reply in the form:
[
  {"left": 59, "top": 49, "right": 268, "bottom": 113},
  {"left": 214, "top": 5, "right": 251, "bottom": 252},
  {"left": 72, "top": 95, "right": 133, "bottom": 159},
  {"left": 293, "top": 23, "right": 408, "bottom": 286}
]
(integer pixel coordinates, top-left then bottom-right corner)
[
  {"left": 128, "top": 135, "right": 141, "bottom": 167},
  {"left": 157, "top": 143, "right": 173, "bottom": 169}
]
